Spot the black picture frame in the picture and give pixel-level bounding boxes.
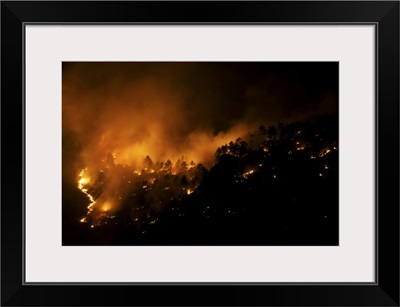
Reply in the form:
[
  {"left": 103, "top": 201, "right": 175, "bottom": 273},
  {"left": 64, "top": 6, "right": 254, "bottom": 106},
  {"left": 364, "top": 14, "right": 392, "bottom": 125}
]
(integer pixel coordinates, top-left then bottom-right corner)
[{"left": 1, "top": 1, "right": 399, "bottom": 306}]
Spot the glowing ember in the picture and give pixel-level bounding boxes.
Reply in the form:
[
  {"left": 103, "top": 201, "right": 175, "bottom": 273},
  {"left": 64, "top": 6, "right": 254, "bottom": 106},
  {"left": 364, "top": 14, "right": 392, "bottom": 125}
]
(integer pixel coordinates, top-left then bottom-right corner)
[
  {"left": 319, "top": 149, "right": 332, "bottom": 157},
  {"left": 149, "top": 219, "right": 158, "bottom": 225},
  {"left": 242, "top": 170, "right": 254, "bottom": 179}
]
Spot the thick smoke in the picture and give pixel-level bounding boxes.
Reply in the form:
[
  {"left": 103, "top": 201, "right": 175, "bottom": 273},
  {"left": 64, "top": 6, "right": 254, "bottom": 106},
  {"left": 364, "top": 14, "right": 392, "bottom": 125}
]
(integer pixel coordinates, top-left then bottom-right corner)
[
  {"left": 63, "top": 62, "right": 337, "bottom": 165},
  {"left": 62, "top": 62, "right": 338, "bottom": 214}
]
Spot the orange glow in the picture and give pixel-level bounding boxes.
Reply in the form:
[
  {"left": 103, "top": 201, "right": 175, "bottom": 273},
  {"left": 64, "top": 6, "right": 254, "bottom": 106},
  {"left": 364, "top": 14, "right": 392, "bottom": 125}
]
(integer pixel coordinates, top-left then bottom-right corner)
[
  {"left": 319, "top": 148, "right": 332, "bottom": 157},
  {"left": 78, "top": 170, "right": 90, "bottom": 190},
  {"left": 243, "top": 170, "right": 254, "bottom": 179},
  {"left": 77, "top": 169, "right": 96, "bottom": 214},
  {"left": 62, "top": 62, "right": 339, "bottom": 245}
]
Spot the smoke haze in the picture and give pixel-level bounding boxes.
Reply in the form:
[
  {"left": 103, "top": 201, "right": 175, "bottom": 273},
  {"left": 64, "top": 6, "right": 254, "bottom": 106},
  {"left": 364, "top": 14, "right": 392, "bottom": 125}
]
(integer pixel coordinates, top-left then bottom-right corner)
[{"left": 63, "top": 62, "right": 338, "bottom": 172}]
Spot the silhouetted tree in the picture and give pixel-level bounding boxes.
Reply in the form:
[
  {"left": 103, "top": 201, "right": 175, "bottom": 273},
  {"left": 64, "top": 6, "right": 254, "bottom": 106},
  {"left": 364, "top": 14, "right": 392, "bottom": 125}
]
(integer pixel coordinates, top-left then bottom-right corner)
[
  {"left": 259, "top": 125, "right": 267, "bottom": 135},
  {"left": 105, "top": 152, "right": 115, "bottom": 168},
  {"left": 165, "top": 159, "right": 173, "bottom": 172},
  {"left": 143, "top": 155, "right": 154, "bottom": 169},
  {"left": 267, "top": 125, "right": 277, "bottom": 140},
  {"left": 180, "top": 161, "right": 188, "bottom": 171},
  {"left": 155, "top": 161, "right": 164, "bottom": 172}
]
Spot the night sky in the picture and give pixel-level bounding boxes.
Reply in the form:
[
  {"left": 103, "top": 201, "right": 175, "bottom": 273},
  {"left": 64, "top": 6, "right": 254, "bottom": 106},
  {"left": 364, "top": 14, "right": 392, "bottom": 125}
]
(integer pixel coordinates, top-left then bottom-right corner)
[{"left": 62, "top": 62, "right": 339, "bottom": 245}]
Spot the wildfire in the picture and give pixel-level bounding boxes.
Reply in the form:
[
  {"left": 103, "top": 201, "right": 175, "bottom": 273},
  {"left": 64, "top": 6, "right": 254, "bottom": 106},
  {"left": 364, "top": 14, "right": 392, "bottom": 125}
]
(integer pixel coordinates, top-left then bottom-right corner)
[
  {"left": 74, "top": 151, "right": 203, "bottom": 230},
  {"left": 78, "top": 169, "right": 96, "bottom": 214}
]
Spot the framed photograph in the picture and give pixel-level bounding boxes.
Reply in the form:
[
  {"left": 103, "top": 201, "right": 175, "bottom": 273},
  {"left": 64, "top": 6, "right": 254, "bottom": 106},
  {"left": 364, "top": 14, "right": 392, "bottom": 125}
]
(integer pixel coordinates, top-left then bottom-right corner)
[{"left": 2, "top": 1, "right": 399, "bottom": 306}]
